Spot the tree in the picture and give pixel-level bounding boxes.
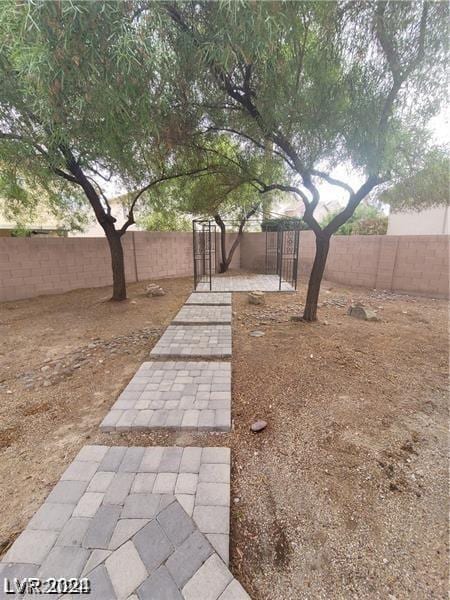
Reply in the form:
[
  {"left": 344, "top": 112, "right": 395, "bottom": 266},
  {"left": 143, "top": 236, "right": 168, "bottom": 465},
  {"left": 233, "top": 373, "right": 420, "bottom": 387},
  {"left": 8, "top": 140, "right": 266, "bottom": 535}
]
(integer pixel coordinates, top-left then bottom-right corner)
[
  {"left": 380, "top": 148, "right": 449, "bottom": 212},
  {"left": 162, "top": 1, "right": 447, "bottom": 320},
  {"left": 261, "top": 217, "right": 309, "bottom": 232},
  {"left": 321, "top": 203, "right": 388, "bottom": 235},
  {"left": 147, "top": 136, "right": 278, "bottom": 272},
  {"left": 0, "top": 1, "right": 211, "bottom": 300}
]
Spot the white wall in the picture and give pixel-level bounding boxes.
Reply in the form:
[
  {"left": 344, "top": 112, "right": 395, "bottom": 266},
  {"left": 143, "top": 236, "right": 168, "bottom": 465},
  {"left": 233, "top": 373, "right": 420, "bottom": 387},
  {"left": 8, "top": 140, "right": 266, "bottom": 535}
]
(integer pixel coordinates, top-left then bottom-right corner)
[{"left": 387, "top": 205, "right": 449, "bottom": 235}]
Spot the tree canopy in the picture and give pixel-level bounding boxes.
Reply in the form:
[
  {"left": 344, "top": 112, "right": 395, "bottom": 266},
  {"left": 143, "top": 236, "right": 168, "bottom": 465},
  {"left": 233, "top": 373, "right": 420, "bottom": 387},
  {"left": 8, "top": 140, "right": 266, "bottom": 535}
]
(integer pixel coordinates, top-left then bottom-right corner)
[
  {"left": 160, "top": 0, "right": 447, "bottom": 319},
  {"left": 380, "top": 148, "right": 450, "bottom": 212},
  {"left": 321, "top": 203, "right": 388, "bottom": 235}
]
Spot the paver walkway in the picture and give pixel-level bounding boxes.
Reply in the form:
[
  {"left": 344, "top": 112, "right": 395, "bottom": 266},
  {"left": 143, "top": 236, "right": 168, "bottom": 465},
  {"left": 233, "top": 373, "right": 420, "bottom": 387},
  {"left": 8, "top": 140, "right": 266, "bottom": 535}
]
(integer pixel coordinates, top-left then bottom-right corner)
[
  {"left": 185, "top": 292, "right": 231, "bottom": 305},
  {"left": 172, "top": 305, "right": 232, "bottom": 325},
  {"left": 150, "top": 325, "right": 232, "bottom": 359},
  {"left": 100, "top": 362, "right": 231, "bottom": 433},
  {"left": 0, "top": 446, "right": 249, "bottom": 599},
  {"left": 196, "top": 274, "right": 294, "bottom": 292}
]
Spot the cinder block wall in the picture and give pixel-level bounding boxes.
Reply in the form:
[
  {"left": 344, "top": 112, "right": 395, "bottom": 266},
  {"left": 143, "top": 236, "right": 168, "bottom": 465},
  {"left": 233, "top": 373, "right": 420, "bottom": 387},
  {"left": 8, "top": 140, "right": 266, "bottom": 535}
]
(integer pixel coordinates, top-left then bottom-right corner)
[
  {"left": 0, "top": 231, "right": 240, "bottom": 302},
  {"left": 283, "top": 230, "right": 449, "bottom": 298},
  {"left": 0, "top": 230, "right": 448, "bottom": 302}
]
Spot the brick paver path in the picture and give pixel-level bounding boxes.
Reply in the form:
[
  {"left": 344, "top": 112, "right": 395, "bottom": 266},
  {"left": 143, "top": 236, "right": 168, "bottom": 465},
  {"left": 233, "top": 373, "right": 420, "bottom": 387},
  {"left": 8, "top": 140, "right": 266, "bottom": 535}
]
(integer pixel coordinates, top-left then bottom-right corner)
[
  {"left": 150, "top": 325, "right": 232, "bottom": 359},
  {"left": 0, "top": 446, "right": 249, "bottom": 599},
  {"left": 100, "top": 362, "right": 231, "bottom": 433},
  {"left": 196, "top": 274, "right": 294, "bottom": 292},
  {"left": 185, "top": 292, "right": 231, "bottom": 305},
  {"left": 172, "top": 305, "right": 232, "bottom": 325}
]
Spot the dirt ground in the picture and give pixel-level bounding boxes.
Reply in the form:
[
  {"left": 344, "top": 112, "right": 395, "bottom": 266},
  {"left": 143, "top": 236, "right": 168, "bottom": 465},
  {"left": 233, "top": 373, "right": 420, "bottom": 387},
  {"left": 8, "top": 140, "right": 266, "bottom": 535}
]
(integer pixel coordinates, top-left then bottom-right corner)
[{"left": 0, "top": 276, "right": 448, "bottom": 599}]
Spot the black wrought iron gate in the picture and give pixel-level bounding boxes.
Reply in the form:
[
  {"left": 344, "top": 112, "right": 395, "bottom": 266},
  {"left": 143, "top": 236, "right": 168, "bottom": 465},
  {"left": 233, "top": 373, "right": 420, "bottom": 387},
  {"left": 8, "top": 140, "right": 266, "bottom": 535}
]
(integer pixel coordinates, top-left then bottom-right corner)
[
  {"left": 193, "top": 219, "right": 216, "bottom": 290},
  {"left": 265, "top": 227, "right": 300, "bottom": 290}
]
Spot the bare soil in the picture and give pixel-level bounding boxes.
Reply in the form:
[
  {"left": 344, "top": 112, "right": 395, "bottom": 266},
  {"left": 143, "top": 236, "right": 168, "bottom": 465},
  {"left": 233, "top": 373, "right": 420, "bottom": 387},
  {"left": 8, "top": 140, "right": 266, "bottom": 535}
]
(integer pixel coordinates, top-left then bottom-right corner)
[{"left": 0, "top": 276, "right": 448, "bottom": 599}]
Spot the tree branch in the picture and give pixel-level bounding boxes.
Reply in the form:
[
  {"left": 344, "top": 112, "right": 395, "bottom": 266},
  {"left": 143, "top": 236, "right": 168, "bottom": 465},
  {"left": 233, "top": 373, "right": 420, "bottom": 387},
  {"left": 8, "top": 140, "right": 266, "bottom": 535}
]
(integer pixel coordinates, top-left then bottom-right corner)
[
  {"left": 322, "top": 175, "right": 382, "bottom": 235},
  {"left": 119, "top": 167, "right": 212, "bottom": 235},
  {"left": 311, "top": 169, "right": 354, "bottom": 195}
]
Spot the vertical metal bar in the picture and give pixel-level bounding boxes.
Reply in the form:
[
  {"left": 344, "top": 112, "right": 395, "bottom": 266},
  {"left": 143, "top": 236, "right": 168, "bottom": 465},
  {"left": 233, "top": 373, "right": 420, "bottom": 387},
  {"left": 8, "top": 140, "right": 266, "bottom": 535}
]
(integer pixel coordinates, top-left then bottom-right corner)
[
  {"left": 279, "top": 229, "right": 283, "bottom": 291},
  {"left": 192, "top": 220, "right": 197, "bottom": 289},
  {"left": 294, "top": 229, "right": 300, "bottom": 290},
  {"left": 208, "top": 220, "right": 212, "bottom": 291}
]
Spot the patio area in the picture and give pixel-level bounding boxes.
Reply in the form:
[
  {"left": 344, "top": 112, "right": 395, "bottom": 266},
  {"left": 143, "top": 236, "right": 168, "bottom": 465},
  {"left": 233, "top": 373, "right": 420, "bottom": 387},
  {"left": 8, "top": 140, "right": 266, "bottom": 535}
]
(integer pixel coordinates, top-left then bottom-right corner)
[{"left": 195, "top": 274, "right": 295, "bottom": 293}]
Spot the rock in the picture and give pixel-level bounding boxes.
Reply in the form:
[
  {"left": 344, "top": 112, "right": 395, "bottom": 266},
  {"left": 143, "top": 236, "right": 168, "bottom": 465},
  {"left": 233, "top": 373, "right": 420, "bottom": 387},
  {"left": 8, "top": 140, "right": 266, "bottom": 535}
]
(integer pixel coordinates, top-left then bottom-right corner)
[
  {"left": 145, "top": 283, "right": 166, "bottom": 297},
  {"left": 41, "top": 365, "right": 50, "bottom": 372},
  {"left": 347, "top": 303, "right": 379, "bottom": 321},
  {"left": 248, "top": 291, "right": 265, "bottom": 305},
  {"left": 251, "top": 420, "right": 267, "bottom": 432},
  {"left": 249, "top": 330, "right": 265, "bottom": 337},
  {"left": 151, "top": 287, "right": 166, "bottom": 296}
]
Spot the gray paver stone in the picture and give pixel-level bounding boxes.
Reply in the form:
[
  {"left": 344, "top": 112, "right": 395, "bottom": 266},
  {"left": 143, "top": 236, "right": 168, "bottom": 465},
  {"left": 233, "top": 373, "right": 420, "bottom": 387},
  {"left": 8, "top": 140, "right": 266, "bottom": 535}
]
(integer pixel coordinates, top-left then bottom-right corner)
[
  {"left": 46, "top": 480, "right": 88, "bottom": 504},
  {"left": 193, "top": 506, "right": 229, "bottom": 535},
  {"left": 5, "top": 530, "right": 58, "bottom": 564},
  {"left": 132, "top": 473, "right": 156, "bottom": 494},
  {"left": 159, "top": 447, "right": 183, "bottom": 472},
  {"left": 99, "top": 447, "right": 127, "bottom": 471},
  {"left": 118, "top": 447, "right": 145, "bottom": 472},
  {"left": 28, "top": 502, "right": 74, "bottom": 531},
  {"left": 165, "top": 530, "right": 213, "bottom": 588},
  {"left": 38, "top": 546, "right": 89, "bottom": 580},
  {"left": 182, "top": 554, "right": 233, "bottom": 600},
  {"left": 199, "top": 463, "right": 230, "bottom": 484},
  {"left": 75, "top": 445, "right": 109, "bottom": 463},
  {"left": 73, "top": 492, "right": 104, "bottom": 518},
  {"left": 87, "top": 471, "right": 115, "bottom": 493},
  {"left": 153, "top": 473, "right": 177, "bottom": 494},
  {"left": 81, "top": 549, "right": 112, "bottom": 576},
  {"left": 61, "top": 460, "right": 98, "bottom": 482},
  {"left": 196, "top": 483, "right": 230, "bottom": 507},
  {"left": 109, "top": 519, "right": 149, "bottom": 551},
  {"left": 179, "top": 447, "right": 202, "bottom": 473},
  {"left": 103, "top": 473, "right": 134, "bottom": 505},
  {"left": 87, "top": 564, "right": 117, "bottom": 600},
  {"left": 139, "top": 447, "right": 164, "bottom": 472},
  {"left": 137, "top": 565, "right": 182, "bottom": 600},
  {"left": 218, "top": 579, "right": 251, "bottom": 599},
  {"left": 157, "top": 500, "right": 195, "bottom": 546},
  {"left": 56, "top": 517, "right": 90, "bottom": 547},
  {"left": 121, "top": 494, "right": 161, "bottom": 519},
  {"left": 133, "top": 520, "right": 173, "bottom": 572},
  {"left": 201, "top": 448, "right": 231, "bottom": 464},
  {"left": 105, "top": 541, "right": 147, "bottom": 600},
  {"left": 83, "top": 505, "right": 121, "bottom": 549}
]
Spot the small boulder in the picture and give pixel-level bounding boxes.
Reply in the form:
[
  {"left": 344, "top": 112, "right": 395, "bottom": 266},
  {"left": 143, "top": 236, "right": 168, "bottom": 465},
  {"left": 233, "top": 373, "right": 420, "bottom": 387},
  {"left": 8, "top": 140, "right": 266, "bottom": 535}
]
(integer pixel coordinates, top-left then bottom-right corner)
[
  {"left": 248, "top": 291, "right": 265, "bottom": 305},
  {"left": 251, "top": 420, "right": 267, "bottom": 432},
  {"left": 145, "top": 283, "right": 166, "bottom": 297},
  {"left": 347, "top": 303, "right": 379, "bottom": 321},
  {"left": 249, "top": 330, "right": 265, "bottom": 337}
]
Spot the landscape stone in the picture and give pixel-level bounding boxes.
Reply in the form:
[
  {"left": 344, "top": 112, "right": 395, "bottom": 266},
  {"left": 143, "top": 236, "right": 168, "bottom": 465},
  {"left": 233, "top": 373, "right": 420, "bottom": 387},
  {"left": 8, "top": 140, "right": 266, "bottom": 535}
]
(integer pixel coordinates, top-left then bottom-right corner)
[
  {"left": 251, "top": 419, "right": 267, "bottom": 432},
  {"left": 248, "top": 291, "right": 265, "bottom": 305},
  {"left": 347, "top": 303, "right": 379, "bottom": 321}
]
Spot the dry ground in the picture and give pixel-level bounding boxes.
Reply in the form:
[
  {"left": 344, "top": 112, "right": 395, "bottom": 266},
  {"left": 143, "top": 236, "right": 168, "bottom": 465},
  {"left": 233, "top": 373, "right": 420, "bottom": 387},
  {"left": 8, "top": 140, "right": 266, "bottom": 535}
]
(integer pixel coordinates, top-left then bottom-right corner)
[{"left": 0, "top": 276, "right": 448, "bottom": 599}]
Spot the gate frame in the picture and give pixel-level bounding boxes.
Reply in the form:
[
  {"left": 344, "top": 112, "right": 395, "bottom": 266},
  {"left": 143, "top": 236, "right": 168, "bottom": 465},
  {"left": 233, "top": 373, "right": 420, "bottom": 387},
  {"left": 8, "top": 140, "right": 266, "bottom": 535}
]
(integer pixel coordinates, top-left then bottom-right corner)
[{"left": 193, "top": 218, "right": 300, "bottom": 291}]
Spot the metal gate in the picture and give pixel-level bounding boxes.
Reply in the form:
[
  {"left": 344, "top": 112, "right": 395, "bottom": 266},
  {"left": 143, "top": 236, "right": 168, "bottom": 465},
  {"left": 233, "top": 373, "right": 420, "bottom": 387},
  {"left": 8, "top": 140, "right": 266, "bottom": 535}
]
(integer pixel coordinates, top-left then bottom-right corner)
[
  {"left": 193, "top": 219, "right": 216, "bottom": 290},
  {"left": 265, "top": 227, "right": 300, "bottom": 290}
]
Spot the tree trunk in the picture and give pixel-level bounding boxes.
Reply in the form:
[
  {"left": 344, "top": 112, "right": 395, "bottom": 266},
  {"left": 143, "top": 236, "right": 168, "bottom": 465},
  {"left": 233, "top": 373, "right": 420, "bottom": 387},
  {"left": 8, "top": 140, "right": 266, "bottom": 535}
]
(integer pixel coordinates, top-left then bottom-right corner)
[
  {"left": 302, "top": 233, "right": 330, "bottom": 322},
  {"left": 105, "top": 228, "right": 127, "bottom": 301},
  {"left": 214, "top": 215, "right": 229, "bottom": 273}
]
